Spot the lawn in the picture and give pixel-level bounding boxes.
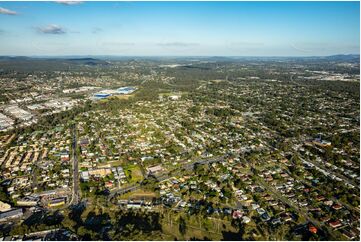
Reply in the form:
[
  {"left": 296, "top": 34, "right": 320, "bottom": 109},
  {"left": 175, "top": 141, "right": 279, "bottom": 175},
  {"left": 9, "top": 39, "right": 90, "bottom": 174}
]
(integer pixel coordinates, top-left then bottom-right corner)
[
  {"left": 108, "top": 160, "right": 124, "bottom": 167},
  {"left": 123, "top": 164, "right": 144, "bottom": 183}
]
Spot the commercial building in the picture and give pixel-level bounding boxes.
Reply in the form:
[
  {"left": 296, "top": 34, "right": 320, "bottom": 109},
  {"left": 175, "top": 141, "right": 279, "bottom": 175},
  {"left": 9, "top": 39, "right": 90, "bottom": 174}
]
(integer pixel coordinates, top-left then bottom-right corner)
[
  {"left": 146, "top": 165, "right": 163, "bottom": 175},
  {"left": 0, "top": 208, "right": 23, "bottom": 222},
  {"left": 81, "top": 171, "right": 89, "bottom": 181},
  {"left": 16, "top": 196, "right": 39, "bottom": 207},
  {"left": 48, "top": 198, "right": 66, "bottom": 208}
]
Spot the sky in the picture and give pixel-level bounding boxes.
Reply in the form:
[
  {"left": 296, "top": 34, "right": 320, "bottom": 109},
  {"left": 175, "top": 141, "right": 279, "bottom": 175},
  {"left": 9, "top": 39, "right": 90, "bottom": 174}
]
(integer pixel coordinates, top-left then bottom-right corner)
[{"left": 0, "top": 1, "right": 359, "bottom": 56}]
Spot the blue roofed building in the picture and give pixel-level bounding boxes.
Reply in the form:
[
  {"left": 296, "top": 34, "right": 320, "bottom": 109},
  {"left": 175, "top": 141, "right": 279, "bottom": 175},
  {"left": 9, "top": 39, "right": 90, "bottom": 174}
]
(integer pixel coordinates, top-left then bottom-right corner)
[
  {"left": 117, "top": 87, "right": 136, "bottom": 95},
  {"left": 94, "top": 93, "right": 111, "bottom": 99}
]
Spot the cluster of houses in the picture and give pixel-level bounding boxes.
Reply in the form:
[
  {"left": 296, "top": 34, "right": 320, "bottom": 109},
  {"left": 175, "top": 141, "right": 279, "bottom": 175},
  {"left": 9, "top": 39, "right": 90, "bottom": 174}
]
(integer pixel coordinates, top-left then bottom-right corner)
[
  {"left": 258, "top": 162, "right": 359, "bottom": 238},
  {"left": 0, "top": 124, "right": 73, "bottom": 220},
  {"left": 155, "top": 157, "right": 300, "bottom": 228},
  {"left": 74, "top": 97, "right": 269, "bottom": 187},
  {"left": 151, "top": 143, "right": 359, "bottom": 240}
]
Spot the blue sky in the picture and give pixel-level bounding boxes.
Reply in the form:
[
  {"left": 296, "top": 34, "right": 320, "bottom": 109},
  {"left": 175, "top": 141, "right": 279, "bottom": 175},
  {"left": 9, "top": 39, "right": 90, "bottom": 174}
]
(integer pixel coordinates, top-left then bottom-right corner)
[{"left": 0, "top": 1, "right": 359, "bottom": 56}]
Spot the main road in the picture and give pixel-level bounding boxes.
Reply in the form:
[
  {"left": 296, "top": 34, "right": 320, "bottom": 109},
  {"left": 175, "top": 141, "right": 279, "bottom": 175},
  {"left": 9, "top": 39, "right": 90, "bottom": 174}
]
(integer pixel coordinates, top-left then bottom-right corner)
[{"left": 69, "top": 124, "right": 80, "bottom": 205}]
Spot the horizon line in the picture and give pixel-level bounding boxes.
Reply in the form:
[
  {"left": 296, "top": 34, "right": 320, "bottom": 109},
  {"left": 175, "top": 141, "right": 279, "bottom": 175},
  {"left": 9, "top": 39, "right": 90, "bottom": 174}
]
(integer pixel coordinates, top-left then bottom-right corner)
[{"left": 0, "top": 53, "right": 359, "bottom": 58}]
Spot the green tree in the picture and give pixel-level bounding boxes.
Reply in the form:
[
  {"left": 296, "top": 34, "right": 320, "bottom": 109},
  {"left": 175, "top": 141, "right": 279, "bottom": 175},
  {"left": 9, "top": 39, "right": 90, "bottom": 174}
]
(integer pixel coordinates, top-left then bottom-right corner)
[{"left": 179, "top": 216, "right": 187, "bottom": 236}]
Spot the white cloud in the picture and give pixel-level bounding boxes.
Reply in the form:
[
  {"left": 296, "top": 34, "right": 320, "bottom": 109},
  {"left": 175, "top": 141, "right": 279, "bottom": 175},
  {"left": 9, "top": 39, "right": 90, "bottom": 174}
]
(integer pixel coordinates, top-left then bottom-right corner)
[
  {"left": 100, "top": 41, "right": 134, "bottom": 46},
  {"left": 55, "top": 1, "right": 83, "bottom": 6},
  {"left": 37, "top": 24, "right": 66, "bottom": 35},
  {"left": 229, "top": 41, "right": 264, "bottom": 47},
  {"left": 0, "top": 7, "right": 17, "bottom": 15}
]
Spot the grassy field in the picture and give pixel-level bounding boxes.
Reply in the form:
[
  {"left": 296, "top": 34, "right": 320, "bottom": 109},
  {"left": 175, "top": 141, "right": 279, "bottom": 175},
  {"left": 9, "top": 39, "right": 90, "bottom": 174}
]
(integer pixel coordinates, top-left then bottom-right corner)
[
  {"left": 112, "top": 94, "right": 135, "bottom": 100},
  {"left": 98, "top": 93, "right": 135, "bottom": 103},
  {"left": 123, "top": 164, "right": 143, "bottom": 183}
]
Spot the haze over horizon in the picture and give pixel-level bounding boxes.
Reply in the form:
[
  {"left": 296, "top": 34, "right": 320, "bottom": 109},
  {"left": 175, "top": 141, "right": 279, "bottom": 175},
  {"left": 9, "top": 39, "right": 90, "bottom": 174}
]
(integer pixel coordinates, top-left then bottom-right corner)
[{"left": 0, "top": 1, "right": 359, "bottom": 56}]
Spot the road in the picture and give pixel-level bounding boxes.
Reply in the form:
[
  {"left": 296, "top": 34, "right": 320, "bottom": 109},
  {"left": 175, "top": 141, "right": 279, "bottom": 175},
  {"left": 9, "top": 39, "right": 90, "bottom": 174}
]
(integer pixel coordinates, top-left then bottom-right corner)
[
  {"left": 11, "top": 228, "right": 61, "bottom": 239},
  {"left": 263, "top": 139, "right": 359, "bottom": 210},
  {"left": 69, "top": 124, "right": 80, "bottom": 205}
]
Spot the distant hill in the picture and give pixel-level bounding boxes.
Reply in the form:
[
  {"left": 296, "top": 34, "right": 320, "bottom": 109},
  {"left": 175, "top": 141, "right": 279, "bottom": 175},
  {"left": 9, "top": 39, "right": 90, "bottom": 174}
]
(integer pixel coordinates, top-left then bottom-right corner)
[
  {"left": 322, "top": 54, "right": 359, "bottom": 61},
  {"left": 0, "top": 54, "right": 358, "bottom": 72},
  {"left": 0, "top": 56, "right": 110, "bottom": 71},
  {"left": 67, "top": 58, "right": 98, "bottom": 61},
  {"left": 66, "top": 58, "right": 109, "bottom": 65},
  {"left": 0, "top": 56, "right": 32, "bottom": 61}
]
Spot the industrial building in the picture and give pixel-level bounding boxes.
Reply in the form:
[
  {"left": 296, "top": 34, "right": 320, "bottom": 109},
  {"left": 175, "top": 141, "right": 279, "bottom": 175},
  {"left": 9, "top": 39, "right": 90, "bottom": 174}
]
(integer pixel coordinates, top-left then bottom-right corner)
[
  {"left": 117, "top": 87, "right": 136, "bottom": 94},
  {"left": 0, "top": 113, "right": 14, "bottom": 131},
  {"left": 94, "top": 93, "right": 111, "bottom": 99},
  {"left": 4, "top": 105, "right": 33, "bottom": 121}
]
